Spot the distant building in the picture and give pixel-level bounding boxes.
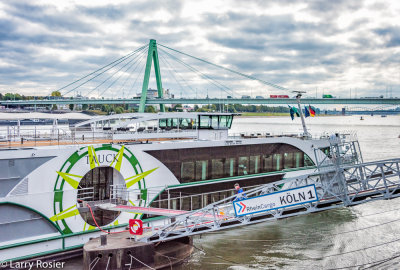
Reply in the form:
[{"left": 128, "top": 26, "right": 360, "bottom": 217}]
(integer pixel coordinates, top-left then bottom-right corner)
[{"left": 136, "top": 88, "right": 174, "bottom": 99}]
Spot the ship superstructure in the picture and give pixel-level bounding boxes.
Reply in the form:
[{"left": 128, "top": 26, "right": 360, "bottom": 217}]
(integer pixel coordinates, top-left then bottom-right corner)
[{"left": 0, "top": 112, "right": 355, "bottom": 262}]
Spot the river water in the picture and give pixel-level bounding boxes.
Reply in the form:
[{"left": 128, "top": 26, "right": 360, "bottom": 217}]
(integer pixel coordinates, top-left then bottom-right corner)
[{"left": 66, "top": 115, "right": 400, "bottom": 269}]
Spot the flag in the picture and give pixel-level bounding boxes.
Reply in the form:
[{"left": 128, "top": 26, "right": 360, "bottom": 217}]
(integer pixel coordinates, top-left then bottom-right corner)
[
  {"left": 288, "top": 105, "right": 300, "bottom": 120},
  {"left": 288, "top": 105, "right": 294, "bottom": 120},
  {"left": 294, "top": 107, "right": 300, "bottom": 117},
  {"left": 304, "top": 106, "right": 310, "bottom": 118},
  {"left": 309, "top": 105, "right": 316, "bottom": 117}
]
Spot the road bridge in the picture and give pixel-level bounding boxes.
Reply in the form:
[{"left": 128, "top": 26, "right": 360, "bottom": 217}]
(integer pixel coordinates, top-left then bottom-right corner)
[{"left": 1, "top": 97, "right": 400, "bottom": 106}]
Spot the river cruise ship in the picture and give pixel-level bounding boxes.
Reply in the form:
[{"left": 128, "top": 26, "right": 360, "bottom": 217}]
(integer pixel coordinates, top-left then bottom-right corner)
[{"left": 0, "top": 112, "right": 355, "bottom": 262}]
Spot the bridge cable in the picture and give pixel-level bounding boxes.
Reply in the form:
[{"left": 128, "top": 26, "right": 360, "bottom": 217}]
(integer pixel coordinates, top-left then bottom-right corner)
[
  {"left": 159, "top": 47, "right": 233, "bottom": 96},
  {"left": 88, "top": 45, "right": 148, "bottom": 97},
  {"left": 126, "top": 49, "right": 148, "bottom": 98},
  {"left": 158, "top": 52, "right": 195, "bottom": 97},
  {"left": 101, "top": 45, "right": 148, "bottom": 99},
  {"left": 96, "top": 46, "right": 148, "bottom": 98},
  {"left": 158, "top": 51, "right": 198, "bottom": 97},
  {"left": 58, "top": 44, "right": 147, "bottom": 96},
  {"left": 61, "top": 44, "right": 148, "bottom": 96},
  {"left": 159, "top": 43, "right": 289, "bottom": 92},
  {"left": 119, "top": 47, "right": 148, "bottom": 98},
  {"left": 158, "top": 47, "right": 234, "bottom": 96}
]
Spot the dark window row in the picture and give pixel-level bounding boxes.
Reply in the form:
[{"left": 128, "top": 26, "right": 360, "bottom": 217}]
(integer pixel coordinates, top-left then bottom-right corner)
[{"left": 146, "top": 143, "right": 314, "bottom": 184}]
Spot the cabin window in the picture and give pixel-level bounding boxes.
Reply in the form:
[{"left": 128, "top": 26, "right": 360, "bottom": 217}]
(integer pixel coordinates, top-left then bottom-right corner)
[
  {"left": 159, "top": 119, "right": 167, "bottom": 128},
  {"left": 250, "top": 155, "right": 260, "bottom": 174},
  {"left": 195, "top": 160, "right": 208, "bottom": 180},
  {"left": 238, "top": 156, "right": 249, "bottom": 175},
  {"left": 295, "top": 152, "right": 304, "bottom": 168},
  {"left": 181, "top": 162, "right": 194, "bottom": 183},
  {"left": 263, "top": 155, "right": 273, "bottom": 172},
  {"left": 273, "top": 154, "right": 282, "bottom": 171},
  {"left": 211, "top": 159, "right": 224, "bottom": 179},
  {"left": 224, "top": 158, "right": 236, "bottom": 177},
  {"left": 304, "top": 154, "right": 314, "bottom": 166},
  {"left": 146, "top": 143, "right": 315, "bottom": 183},
  {"left": 284, "top": 153, "right": 294, "bottom": 169}
]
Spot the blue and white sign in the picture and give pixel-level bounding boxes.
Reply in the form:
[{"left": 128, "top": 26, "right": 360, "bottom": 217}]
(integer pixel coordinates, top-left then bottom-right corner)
[{"left": 233, "top": 185, "right": 319, "bottom": 217}]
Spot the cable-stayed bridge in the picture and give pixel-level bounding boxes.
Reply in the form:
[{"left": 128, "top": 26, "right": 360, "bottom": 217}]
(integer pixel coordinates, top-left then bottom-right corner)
[{"left": 2, "top": 39, "right": 399, "bottom": 109}]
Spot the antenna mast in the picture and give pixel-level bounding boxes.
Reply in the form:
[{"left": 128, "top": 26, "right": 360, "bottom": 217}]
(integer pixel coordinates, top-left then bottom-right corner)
[{"left": 292, "top": 91, "right": 311, "bottom": 137}]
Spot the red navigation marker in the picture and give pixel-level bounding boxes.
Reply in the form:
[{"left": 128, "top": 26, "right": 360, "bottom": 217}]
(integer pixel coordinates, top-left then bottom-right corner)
[{"left": 129, "top": 219, "right": 143, "bottom": 235}]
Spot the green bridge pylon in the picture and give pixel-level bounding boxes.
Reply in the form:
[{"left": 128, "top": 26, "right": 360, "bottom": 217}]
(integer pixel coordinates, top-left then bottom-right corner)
[{"left": 139, "top": 39, "right": 165, "bottom": 113}]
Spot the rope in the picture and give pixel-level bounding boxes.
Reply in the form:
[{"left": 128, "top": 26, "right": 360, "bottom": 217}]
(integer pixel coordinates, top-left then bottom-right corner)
[
  {"left": 86, "top": 202, "right": 128, "bottom": 234},
  {"left": 128, "top": 254, "right": 133, "bottom": 270},
  {"left": 129, "top": 254, "right": 155, "bottom": 270},
  {"left": 310, "top": 236, "right": 400, "bottom": 260},
  {"left": 89, "top": 257, "right": 100, "bottom": 270},
  {"left": 192, "top": 244, "right": 254, "bottom": 267},
  {"left": 155, "top": 252, "right": 173, "bottom": 270},
  {"left": 105, "top": 256, "right": 111, "bottom": 270},
  {"left": 222, "top": 215, "right": 400, "bottom": 243},
  {"left": 325, "top": 252, "right": 400, "bottom": 270}
]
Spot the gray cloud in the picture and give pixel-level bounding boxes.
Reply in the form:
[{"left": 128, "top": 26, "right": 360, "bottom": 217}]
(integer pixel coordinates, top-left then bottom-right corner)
[{"left": 0, "top": 0, "right": 398, "bottom": 98}]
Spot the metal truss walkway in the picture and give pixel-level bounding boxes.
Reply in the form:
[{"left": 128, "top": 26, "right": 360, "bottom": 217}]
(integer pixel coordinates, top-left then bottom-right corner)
[
  {"left": 131, "top": 156, "right": 400, "bottom": 243},
  {"left": 93, "top": 136, "right": 400, "bottom": 244}
]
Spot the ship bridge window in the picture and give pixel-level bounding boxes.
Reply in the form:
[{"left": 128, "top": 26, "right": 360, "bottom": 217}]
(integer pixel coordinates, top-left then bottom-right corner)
[
  {"left": 198, "top": 115, "right": 233, "bottom": 129},
  {"left": 211, "top": 116, "right": 219, "bottom": 129},
  {"left": 199, "top": 115, "right": 211, "bottom": 129}
]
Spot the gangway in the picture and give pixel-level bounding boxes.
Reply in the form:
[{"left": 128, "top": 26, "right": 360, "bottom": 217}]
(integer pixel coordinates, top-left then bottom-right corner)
[{"left": 92, "top": 137, "right": 400, "bottom": 244}]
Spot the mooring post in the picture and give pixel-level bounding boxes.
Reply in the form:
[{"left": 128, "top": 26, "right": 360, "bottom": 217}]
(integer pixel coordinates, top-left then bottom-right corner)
[{"left": 100, "top": 234, "right": 107, "bottom": 246}]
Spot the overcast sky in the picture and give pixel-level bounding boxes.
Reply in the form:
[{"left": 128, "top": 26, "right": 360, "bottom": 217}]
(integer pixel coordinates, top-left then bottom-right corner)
[{"left": 0, "top": 0, "right": 399, "bottom": 98}]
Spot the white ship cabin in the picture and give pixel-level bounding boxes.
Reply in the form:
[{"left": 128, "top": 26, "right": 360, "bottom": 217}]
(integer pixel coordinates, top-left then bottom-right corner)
[{"left": 73, "top": 112, "right": 237, "bottom": 141}]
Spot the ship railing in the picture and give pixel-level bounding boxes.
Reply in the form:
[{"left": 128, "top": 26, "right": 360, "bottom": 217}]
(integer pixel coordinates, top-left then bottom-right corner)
[
  {"left": 0, "top": 126, "right": 116, "bottom": 148},
  {"left": 229, "top": 130, "right": 359, "bottom": 142},
  {"left": 77, "top": 187, "right": 94, "bottom": 201},
  {"left": 147, "top": 184, "right": 261, "bottom": 212},
  {"left": 113, "top": 128, "right": 197, "bottom": 135}
]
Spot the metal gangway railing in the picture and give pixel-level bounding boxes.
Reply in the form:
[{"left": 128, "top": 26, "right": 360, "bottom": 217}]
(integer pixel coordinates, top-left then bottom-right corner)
[
  {"left": 136, "top": 157, "right": 400, "bottom": 243},
  {"left": 92, "top": 135, "right": 400, "bottom": 243}
]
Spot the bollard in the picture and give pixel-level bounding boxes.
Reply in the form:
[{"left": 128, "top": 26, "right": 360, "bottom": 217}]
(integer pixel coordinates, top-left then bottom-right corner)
[{"left": 100, "top": 234, "right": 107, "bottom": 246}]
